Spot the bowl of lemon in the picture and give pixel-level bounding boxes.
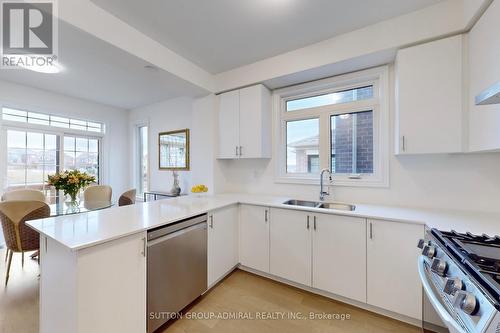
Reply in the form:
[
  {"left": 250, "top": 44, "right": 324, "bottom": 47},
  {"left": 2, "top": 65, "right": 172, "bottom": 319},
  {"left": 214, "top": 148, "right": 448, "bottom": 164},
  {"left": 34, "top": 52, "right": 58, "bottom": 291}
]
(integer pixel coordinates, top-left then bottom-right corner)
[{"left": 191, "top": 184, "right": 208, "bottom": 197}]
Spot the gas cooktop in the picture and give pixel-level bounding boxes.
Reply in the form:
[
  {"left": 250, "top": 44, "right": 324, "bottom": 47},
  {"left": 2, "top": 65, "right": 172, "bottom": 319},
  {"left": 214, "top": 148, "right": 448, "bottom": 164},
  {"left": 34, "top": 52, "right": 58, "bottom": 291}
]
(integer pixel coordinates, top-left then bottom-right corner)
[{"left": 433, "top": 229, "right": 500, "bottom": 310}]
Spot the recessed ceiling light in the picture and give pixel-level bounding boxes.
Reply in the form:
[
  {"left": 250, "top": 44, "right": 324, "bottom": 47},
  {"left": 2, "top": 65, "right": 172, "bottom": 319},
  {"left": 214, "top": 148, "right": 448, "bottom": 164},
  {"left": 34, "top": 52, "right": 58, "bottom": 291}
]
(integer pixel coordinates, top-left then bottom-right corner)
[{"left": 144, "top": 65, "right": 159, "bottom": 72}]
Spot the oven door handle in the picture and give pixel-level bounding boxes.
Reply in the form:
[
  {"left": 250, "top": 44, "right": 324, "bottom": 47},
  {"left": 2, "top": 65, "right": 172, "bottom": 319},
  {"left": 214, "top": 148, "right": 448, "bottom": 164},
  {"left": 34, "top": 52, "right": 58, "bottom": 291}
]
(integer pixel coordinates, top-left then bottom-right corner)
[{"left": 418, "top": 256, "right": 466, "bottom": 333}]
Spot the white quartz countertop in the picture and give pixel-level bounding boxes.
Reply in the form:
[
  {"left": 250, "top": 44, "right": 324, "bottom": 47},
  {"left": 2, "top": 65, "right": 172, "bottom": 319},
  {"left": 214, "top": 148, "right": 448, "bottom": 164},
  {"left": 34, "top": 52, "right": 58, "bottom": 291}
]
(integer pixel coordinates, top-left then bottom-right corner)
[{"left": 27, "top": 193, "right": 500, "bottom": 251}]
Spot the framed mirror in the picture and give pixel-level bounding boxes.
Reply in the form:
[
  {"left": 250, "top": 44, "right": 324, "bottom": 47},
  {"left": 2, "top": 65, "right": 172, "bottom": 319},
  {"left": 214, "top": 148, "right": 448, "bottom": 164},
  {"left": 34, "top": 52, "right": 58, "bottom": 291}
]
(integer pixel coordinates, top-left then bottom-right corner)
[{"left": 158, "top": 129, "right": 190, "bottom": 170}]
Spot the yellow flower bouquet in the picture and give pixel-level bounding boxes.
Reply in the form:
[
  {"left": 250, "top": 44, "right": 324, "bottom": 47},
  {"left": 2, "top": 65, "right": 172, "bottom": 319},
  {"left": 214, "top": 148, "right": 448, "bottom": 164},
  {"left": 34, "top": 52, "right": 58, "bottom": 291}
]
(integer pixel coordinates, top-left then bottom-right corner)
[{"left": 47, "top": 170, "right": 96, "bottom": 203}]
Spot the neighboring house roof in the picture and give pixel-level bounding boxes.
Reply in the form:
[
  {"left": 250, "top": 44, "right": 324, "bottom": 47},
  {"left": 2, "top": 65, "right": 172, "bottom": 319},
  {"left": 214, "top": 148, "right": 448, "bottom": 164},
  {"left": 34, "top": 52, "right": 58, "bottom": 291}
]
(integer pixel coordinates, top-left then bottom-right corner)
[{"left": 288, "top": 135, "right": 319, "bottom": 149}]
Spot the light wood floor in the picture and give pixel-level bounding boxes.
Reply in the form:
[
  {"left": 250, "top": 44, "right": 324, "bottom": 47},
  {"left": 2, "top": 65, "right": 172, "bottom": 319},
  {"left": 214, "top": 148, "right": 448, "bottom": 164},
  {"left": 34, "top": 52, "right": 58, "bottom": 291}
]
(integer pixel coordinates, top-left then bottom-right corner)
[
  {"left": 0, "top": 248, "right": 420, "bottom": 333},
  {"left": 0, "top": 248, "right": 39, "bottom": 333},
  {"left": 162, "top": 269, "right": 421, "bottom": 333}
]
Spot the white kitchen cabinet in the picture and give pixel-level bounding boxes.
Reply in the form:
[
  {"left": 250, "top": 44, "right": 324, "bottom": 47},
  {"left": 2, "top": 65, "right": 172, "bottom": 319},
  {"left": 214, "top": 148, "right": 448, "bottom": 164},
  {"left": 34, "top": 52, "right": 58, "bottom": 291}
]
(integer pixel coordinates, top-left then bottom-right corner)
[
  {"left": 39, "top": 232, "right": 147, "bottom": 333},
  {"left": 395, "top": 35, "right": 464, "bottom": 154},
  {"left": 270, "top": 208, "right": 312, "bottom": 286},
  {"left": 312, "top": 214, "right": 366, "bottom": 303},
  {"left": 468, "top": 0, "right": 500, "bottom": 151},
  {"left": 239, "top": 204, "right": 270, "bottom": 272},
  {"left": 367, "top": 219, "right": 424, "bottom": 320},
  {"left": 217, "top": 84, "right": 271, "bottom": 159},
  {"left": 218, "top": 90, "right": 240, "bottom": 159},
  {"left": 208, "top": 205, "right": 239, "bottom": 286}
]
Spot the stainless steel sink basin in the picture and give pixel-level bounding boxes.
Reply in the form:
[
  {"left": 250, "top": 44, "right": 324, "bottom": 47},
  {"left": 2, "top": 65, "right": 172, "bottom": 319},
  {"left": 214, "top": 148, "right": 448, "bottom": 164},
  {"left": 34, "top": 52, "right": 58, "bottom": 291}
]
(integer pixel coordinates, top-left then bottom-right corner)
[
  {"left": 282, "top": 199, "right": 356, "bottom": 211},
  {"left": 282, "top": 199, "right": 320, "bottom": 208},
  {"left": 317, "top": 202, "right": 356, "bottom": 211}
]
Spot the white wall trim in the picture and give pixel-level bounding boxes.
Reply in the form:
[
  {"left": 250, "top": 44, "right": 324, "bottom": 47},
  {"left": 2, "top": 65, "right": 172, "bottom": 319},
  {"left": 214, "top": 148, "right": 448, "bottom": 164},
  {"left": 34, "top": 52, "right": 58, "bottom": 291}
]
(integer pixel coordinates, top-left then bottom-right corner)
[{"left": 130, "top": 118, "right": 150, "bottom": 199}]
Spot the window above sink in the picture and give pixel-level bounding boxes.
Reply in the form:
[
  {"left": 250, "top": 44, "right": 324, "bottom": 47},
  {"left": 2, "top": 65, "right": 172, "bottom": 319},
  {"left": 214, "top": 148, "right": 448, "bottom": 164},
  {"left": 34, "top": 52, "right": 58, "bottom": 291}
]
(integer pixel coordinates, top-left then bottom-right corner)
[{"left": 274, "top": 66, "right": 390, "bottom": 188}]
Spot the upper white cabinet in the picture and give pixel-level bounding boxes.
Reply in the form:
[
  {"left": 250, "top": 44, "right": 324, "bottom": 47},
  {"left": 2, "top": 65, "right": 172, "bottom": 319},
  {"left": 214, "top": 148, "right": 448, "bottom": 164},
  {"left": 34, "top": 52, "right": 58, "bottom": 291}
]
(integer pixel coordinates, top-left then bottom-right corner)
[
  {"left": 395, "top": 35, "right": 465, "bottom": 154},
  {"left": 218, "top": 90, "right": 240, "bottom": 159},
  {"left": 468, "top": 0, "right": 500, "bottom": 151},
  {"left": 217, "top": 84, "right": 272, "bottom": 159},
  {"left": 239, "top": 204, "right": 270, "bottom": 273},
  {"left": 312, "top": 214, "right": 366, "bottom": 303},
  {"left": 208, "top": 205, "right": 239, "bottom": 286},
  {"left": 367, "top": 219, "right": 424, "bottom": 320}
]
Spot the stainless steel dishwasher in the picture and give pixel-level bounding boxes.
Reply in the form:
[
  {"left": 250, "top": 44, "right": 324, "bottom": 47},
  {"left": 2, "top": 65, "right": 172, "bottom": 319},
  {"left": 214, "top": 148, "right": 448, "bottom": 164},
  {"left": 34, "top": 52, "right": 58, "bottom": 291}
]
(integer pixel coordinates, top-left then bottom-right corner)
[{"left": 147, "top": 214, "right": 207, "bottom": 333}]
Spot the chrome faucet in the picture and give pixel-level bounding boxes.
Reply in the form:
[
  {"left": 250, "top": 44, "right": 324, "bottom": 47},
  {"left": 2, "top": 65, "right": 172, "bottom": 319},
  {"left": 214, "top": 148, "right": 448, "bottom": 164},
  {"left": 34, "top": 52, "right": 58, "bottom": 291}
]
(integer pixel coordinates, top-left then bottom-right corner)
[{"left": 319, "top": 168, "right": 332, "bottom": 201}]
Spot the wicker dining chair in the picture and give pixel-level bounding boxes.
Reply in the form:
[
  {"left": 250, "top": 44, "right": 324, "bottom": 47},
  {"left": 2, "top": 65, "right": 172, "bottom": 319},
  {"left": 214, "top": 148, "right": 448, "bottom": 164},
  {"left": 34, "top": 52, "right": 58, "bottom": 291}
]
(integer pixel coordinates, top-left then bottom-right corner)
[
  {"left": 0, "top": 201, "right": 50, "bottom": 285},
  {"left": 2, "top": 189, "right": 47, "bottom": 262},
  {"left": 118, "top": 189, "right": 136, "bottom": 207}
]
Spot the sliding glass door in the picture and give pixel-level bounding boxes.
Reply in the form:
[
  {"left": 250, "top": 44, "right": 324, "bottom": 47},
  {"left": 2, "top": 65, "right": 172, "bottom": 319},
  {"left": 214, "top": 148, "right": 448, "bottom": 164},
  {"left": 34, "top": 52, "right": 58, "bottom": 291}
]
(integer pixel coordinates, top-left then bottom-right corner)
[
  {"left": 6, "top": 129, "right": 60, "bottom": 202},
  {"left": 4, "top": 128, "right": 101, "bottom": 203}
]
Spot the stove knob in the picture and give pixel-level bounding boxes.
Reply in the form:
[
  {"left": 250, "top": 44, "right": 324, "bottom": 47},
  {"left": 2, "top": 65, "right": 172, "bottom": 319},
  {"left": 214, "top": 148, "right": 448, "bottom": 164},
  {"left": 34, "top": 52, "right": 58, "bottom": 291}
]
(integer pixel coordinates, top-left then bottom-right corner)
[
  {"left": 453, "top": 291, "right": 478, "bottom": 315},
  {"left": 431, "top": 258, "right": 448, "bottom": 276},
  {"left": 422, "top": 245, "right": 436, "bottom": 259},
  {"left": 443, "top": 277, "right": 463, "bottom": 295},
  {"left": 417, "top": 239, "right": 428, "bottom": 249}
]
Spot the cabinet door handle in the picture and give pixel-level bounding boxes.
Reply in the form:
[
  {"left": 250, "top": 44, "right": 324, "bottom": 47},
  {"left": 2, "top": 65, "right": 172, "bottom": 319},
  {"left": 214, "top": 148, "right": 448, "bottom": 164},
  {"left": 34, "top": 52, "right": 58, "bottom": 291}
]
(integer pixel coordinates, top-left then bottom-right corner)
[
  {"left": 369, "top": 222, "right": 373, "bottom": 239},
  {"left": 239, "top": 146, "right": 242, "bottom": 156},
  {"left": 235, "top": 146, "right": 239, "bottom": 156},
  {"left": 313, "top": 216, "right": 317, "bottom": 231},
  {"left": 402, "top": 136, "right": 406, "bottom": 152},
  {"left": 210, "top": 215, "right": 214, "bottom": 228},
  {"left": 306, "top": 216, "right": 310, "bottom": 229},
  {"left": 141, "top": 237, "right": 146, "bottom": 257},
  {"left": 264, "top": 209, "right": 268, "bottom": 223}
]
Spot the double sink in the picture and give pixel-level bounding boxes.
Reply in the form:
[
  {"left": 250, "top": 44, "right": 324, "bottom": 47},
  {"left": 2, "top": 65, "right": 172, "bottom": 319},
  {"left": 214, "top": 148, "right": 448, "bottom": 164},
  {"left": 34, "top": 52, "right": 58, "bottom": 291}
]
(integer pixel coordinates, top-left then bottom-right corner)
[{"left": 283, "top": 199, "right": 356, "bottom": 211}]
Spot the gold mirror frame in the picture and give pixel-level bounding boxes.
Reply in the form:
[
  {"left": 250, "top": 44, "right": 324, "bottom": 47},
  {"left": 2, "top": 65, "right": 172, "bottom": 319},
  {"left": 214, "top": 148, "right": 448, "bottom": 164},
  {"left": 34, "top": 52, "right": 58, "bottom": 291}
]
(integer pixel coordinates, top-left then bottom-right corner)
[{"left": 158, "top": 129, "right": 190, "bottom": 171}]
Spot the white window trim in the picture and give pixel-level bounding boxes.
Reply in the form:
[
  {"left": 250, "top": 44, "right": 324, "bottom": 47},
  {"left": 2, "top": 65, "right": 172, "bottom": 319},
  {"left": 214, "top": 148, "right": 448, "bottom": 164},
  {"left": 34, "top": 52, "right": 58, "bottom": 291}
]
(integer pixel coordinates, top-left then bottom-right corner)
[
  {"left": 131, "top": 119, "right": 150, "bottom": 201},
  {"left": 273, "top": 66, "right": 390, "bottom": 187}
]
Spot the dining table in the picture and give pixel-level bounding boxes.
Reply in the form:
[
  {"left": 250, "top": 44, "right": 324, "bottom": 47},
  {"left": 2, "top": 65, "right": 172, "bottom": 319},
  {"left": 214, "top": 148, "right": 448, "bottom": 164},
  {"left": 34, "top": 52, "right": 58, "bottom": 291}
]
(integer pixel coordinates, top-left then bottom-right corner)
[{"left": 49, "top": 200, "right": 113, "bottom": 217}]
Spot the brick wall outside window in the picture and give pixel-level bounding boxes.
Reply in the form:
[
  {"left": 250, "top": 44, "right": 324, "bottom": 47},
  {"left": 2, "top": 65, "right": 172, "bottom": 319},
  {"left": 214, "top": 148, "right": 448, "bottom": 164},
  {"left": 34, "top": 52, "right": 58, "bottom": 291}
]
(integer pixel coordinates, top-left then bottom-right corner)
[{"left": 332, "top": 111, "right": 373, "bottom": 174}]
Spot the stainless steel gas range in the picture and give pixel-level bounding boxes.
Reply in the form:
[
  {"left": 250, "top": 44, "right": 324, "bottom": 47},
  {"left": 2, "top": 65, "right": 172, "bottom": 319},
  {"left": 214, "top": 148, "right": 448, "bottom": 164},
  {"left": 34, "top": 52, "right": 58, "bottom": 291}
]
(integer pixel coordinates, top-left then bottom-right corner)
[{"left": 418, "top": 229, "right": 500, "bottom": 333}]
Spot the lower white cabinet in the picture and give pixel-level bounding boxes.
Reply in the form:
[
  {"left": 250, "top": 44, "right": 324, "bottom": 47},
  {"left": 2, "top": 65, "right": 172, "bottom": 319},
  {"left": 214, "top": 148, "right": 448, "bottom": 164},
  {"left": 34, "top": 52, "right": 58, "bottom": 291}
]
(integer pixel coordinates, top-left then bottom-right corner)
[
  {"left": 40, "top": 232, "right": 147, "bottom": 333},
  {"left": 367, "top": 219, "right": 424, "bottom": 320},
  {"left": 208, "top": 205, "right": 239, "bottom": 286},
  {"left": 312, "top": 214, "right": 366, "bottom": 302},
  {"left": 239, "top": 204, "right": 270, "bottom": 272},
  {"left": 270, "top": 208, "right": 312, "bottom": 286}
]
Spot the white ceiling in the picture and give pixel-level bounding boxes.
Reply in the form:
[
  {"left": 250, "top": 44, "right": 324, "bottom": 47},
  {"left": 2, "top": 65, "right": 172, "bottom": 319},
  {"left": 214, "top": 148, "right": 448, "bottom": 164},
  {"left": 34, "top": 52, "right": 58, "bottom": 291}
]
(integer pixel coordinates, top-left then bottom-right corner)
[
  {"left": 90, "top": 0, "right": 443, "bottom": 74},
  {"left": 0, "top": 21, "right": 208, "bottom": 109}
]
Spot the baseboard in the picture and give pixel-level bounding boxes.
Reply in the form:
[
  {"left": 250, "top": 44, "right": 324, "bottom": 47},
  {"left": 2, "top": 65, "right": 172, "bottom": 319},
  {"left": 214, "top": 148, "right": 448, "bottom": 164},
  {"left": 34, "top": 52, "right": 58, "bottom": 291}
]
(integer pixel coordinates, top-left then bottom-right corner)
[
  {"left": 205, "top": 264, "right": 240, "bottom": 292},
  {"left": 238, "top": 265, "right": 422, "bottom": 328}
]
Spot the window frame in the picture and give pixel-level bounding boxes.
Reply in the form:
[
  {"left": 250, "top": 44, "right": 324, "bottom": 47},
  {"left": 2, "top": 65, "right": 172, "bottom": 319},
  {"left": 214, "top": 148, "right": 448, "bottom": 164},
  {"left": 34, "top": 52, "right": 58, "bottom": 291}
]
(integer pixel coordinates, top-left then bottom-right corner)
[
  {"left": 273, "top": 66, "right": 389, "bottom": 187},
  {"left": 131, "top": 120, "right": 150, "bottom": 201},
  {"left": 136, "top": 123, "right": 149, "bottom": 198},
  {"left": 0, "top": 108, "right": 105, "bottom": 194},
  {"left": 1, "top": 106, "right": 105, "bottom": 133}
]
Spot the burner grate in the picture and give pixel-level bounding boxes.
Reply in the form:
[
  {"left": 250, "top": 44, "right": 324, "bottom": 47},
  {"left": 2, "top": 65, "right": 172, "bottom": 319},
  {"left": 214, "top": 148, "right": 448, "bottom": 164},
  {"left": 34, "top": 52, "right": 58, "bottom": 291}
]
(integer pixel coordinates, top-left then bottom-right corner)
[{"left": 432, "top": 229, "right": 500, "bottom": 310}]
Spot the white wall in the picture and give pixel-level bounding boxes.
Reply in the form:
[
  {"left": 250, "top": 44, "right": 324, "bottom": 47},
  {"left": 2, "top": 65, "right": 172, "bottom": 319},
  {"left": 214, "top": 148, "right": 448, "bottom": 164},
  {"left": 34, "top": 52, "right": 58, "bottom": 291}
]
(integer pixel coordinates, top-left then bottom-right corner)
[
  {"left": 191, "top": 95, "right": 218, "bottom": 194},
  {"left": 213, "top": 66, "right": 500, "bottom": 213},
  {"left": 129, "top": 97, "right": 194, "bottom": 194},
  {"left": 0, "top": 79, "right": 130, "bottom": 200}
]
